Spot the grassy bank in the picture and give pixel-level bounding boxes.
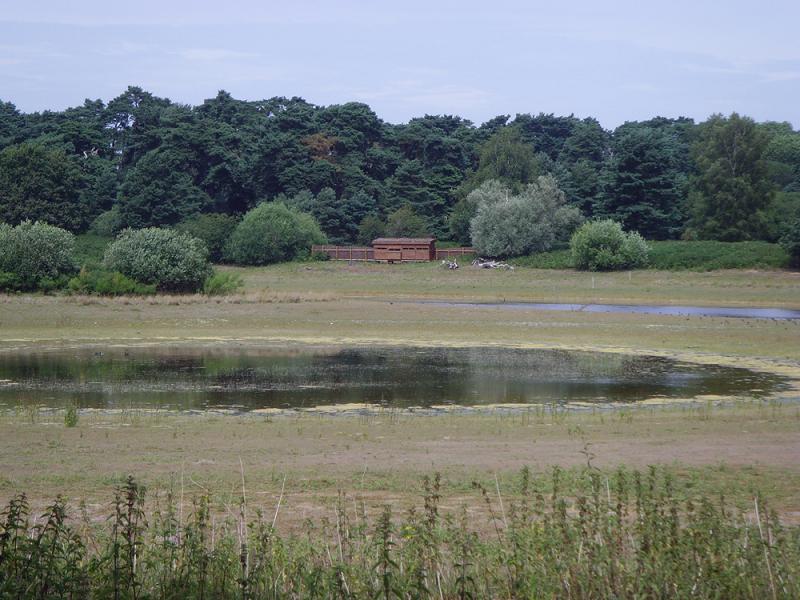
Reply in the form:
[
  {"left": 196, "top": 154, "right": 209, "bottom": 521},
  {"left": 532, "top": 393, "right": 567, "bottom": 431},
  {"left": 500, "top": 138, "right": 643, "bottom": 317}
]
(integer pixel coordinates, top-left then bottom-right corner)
[{"left": 512, "top": 240, "right": 791, "bottom": 271}]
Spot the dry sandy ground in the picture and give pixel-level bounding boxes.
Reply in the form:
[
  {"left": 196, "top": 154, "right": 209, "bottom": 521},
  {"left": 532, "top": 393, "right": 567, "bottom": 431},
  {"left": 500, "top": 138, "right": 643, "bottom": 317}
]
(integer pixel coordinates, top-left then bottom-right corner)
[{"left": 2, "top": 405, "right": 799, "bottom": 526}]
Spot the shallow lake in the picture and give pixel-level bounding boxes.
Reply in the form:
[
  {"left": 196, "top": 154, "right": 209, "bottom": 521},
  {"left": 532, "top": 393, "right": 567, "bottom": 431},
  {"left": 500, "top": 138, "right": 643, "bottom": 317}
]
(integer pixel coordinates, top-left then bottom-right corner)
[{"left": 0, "top": 345, "right": 788, "bottom": 412}]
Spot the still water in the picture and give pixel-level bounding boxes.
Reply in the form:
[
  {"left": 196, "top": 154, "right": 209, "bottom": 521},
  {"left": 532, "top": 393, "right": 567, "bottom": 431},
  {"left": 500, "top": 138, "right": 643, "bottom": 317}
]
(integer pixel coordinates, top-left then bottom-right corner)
[
  {"left": 426, "top": 302, "right": 800, "bottom": 320},
  {"left": 0, "top": 345, "right": 787, "bottom": 412}
]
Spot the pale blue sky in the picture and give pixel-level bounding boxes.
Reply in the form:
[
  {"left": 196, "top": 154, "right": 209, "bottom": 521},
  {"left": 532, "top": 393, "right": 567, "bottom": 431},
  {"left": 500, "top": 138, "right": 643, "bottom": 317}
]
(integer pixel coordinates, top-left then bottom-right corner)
[{"left": 2, "top": 0, "right": 798, "bottom": 127}]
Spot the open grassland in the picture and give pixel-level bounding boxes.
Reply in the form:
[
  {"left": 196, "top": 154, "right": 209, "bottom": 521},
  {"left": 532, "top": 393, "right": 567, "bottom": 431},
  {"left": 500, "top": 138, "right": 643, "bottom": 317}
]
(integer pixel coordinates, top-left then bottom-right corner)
[
  {"left": 224, "top": 260, "right": 800, "bottom": 307},
  {"left": 1, "top": 402, "right": 799, "bottom": 524},
  {"left": 1, "top": 263, "right": 800, "bottom": 597}
]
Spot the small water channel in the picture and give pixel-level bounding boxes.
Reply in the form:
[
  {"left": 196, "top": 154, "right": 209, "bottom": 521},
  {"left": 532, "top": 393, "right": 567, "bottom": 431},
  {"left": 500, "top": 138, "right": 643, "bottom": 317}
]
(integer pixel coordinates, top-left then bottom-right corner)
[
  {"left": 0, "top": 345, "right": 788, "bottom": 412},
  {"left": 424, "top": 302, "right": 800, "bottom": 319}
]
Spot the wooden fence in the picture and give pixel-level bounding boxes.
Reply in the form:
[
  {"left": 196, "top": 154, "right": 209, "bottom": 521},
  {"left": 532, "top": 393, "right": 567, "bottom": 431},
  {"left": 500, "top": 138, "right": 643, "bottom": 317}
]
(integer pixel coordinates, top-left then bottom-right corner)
[
  {"left": 313, "top": 245, "right": 475, "bottom": 262},
  {"left": 312, "top": 245, "right": 374, "bottom": 261},
  {"left": 435, "top": 247, "right": 475, "bottom": 259}
]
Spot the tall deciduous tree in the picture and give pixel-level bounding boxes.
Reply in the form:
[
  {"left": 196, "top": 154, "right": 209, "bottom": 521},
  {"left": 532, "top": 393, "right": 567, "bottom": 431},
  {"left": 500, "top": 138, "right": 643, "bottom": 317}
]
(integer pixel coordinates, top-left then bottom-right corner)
[
  {"left": 688, "top": 113, "right": 775, "bottom": 241},
  {"left": 461, "top": 127, "right": 542, "bottom": 196}
]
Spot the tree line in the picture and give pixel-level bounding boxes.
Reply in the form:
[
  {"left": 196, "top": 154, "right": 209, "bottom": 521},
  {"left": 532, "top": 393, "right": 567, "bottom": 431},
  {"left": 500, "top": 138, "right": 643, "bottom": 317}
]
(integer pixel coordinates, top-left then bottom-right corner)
[{"left": 1, "top": 86, "right": 799, "bottom": 247}]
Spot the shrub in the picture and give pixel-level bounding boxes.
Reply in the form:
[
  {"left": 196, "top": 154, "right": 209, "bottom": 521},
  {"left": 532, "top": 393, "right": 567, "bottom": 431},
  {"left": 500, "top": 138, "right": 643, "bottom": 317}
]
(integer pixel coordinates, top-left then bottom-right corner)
[
  {"left": 571, "top": 219, "right": 650, "bottom": 271},
  {"left": 104, "top": 228, "right": 212, "bottom": 292},
  {"left": 0, "top": 221, "right": 77, "bottom": 289},
  {"left": 64, "top": 404, "right": 78, "bottom": 427},
  {"left": 385, "top": 205, "right": 429, "bottom": 238},
  {"left": 68, "top": 268, "right": 156, "bottom": 296},
  {"left": 470, "top": 177, "right": 583, "bottom": 257},
  {"left": 88, "top": 207, "right": 123, "bottom": 237},
  {"left": 0, "top": 271, "right": 21, "bottom": 292},
  {"left": 224, "top": 202, "right": 326, "bottom": 265},
  {"left": 175, "top": 213, "right": 240, "bottom": 262},
  {"left": 310, "top": 250, "right": 330, "bottom": 261},
  {"left": 448, "top": 197, "right": 477, "bottom": 245},
  {"left": 73, "top": 234, "right": 112, "bottom": 269},
  {"left": 203, "top": 270, "right": 244, "bottom": 296},
  {"left": 357, "top": 214, "right": 386, "bottom": 245},
  {"left": 780, "top": 218, "right": 800, "bottom": 267}
]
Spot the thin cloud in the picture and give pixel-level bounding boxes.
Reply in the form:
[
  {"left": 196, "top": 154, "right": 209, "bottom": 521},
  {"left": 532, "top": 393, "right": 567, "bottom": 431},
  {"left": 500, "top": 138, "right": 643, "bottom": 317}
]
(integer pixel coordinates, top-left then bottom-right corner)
[
  {"left": 353, "top": 80, "right": 492, "bottom": 109},
  {"left": 178, "top": 48, "right": 260, "bottom": 62},
  {"left": 762, "top": 70, "right": 800, "bottom": 82}
]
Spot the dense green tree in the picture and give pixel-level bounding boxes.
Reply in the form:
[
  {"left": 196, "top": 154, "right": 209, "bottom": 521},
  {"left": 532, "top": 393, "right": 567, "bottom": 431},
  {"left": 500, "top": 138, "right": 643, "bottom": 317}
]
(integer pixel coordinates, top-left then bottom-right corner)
[
  {"left": 0, "top": 143, "right": 91, "bottom": 230},
  {"left": 0, "top": 101, "right": 25, "bottom": 149},
  {"left": 688, "top": 113, "right": 775, "bottom": 241},
  {"left": 339, "top": 190, "right": 378, "bottom": 242},
  {"left": 460, "top": 127, "right": 542, "bottom": 196},
  {"left": 104, "top": 86, "right": 172, "bottom": 168},
  {"left": 762, "top": 125, "right": 800, "bottom": 192},
  {"left": 386, "top": 160, "right": 446, "bottom": 225},
  {"left": 385, "top": 205, "right": 429, "bottom": 237},
  {"left": 780, "top": 217, "right": 800, "bottom": 266},
  {"left": 118, "top": 148, "right": 211, "bottom": 228},
  {"left": 175, "top": 213, "right": 240, "bottom": 262},
  {"left": 512, "top": 113, "right": 579, "bottom": 160},
  {"left": 558, "top": 118, "right": 608, "bottom": 164},
  {"left": 556, "top": 159, "right": 602, "bottom": 215},
  {"left": 598, "top": 126, "right": 687, "bottom": 239},
  {"left": 447, "top": 197, "right": 478, "bottom": 245},
  {"left": 2, "top": 88, "right": 799, "bottom": 245},
  {"left": 357, "top": 214, "right": 386, "bottom": 245},
  {"left": 307, "top": 187, "right": 347, "bottom": 243}
]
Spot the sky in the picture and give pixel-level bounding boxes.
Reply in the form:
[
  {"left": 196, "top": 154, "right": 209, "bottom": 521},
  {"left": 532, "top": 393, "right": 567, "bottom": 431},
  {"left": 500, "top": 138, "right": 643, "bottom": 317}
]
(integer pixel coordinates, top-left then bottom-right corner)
[{"left": 1, "top": 0, "right": 799, "bottom": 128}]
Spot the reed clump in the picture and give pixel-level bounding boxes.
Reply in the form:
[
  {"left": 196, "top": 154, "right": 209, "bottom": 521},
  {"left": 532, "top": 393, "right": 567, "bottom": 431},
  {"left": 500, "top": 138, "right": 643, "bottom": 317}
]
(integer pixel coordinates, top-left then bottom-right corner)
[{"left": 1, "top": 467, "right": 798, "bottom": 599}]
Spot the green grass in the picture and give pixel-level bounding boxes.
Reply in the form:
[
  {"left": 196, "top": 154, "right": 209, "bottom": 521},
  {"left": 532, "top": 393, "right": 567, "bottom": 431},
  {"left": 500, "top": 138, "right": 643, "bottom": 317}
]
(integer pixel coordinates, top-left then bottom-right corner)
[
  {"left": 510, "top": 240, "right": 791, "bottom": 271},
  {"left": 648, "top": 240, "right": 790, "bottom": 270},
  {"left": 510, "top": 249, "right": 573, "bottom": 269},
  {"left": 73, "top": 234, "right": 112, "bottom": 269}
]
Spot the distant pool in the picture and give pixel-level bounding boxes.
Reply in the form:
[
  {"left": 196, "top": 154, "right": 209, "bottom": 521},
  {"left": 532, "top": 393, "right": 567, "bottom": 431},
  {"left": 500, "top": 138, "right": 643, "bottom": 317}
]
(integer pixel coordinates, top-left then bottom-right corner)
[
  {"left": 0, "top": 344, "right": 788, "bottom": 412},
  {"left": 425, "top": 302, "right": 800, "bottom": 320}
]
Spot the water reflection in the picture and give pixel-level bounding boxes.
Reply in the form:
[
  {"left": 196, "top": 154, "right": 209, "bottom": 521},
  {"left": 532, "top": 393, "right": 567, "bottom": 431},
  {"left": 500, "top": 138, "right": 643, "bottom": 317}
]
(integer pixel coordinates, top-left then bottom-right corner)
[{"left": 0, "top": 345, "right": 787, "bottom": 411}]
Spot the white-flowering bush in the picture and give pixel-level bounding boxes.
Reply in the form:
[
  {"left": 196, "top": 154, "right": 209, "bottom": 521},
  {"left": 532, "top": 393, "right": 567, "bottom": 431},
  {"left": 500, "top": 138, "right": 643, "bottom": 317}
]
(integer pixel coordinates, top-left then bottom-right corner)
[
  {"left": 103, "top": 228, "right": 212, "bottom": 292},
  {"left": 0, "top": 220, "right": 76, "bottom": 289},
  {"left": 469, "top": 176, "right": 583, "bottom": 257},
  {"left": 570, "top": 219, "right": 650, "bottom": 271}
]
